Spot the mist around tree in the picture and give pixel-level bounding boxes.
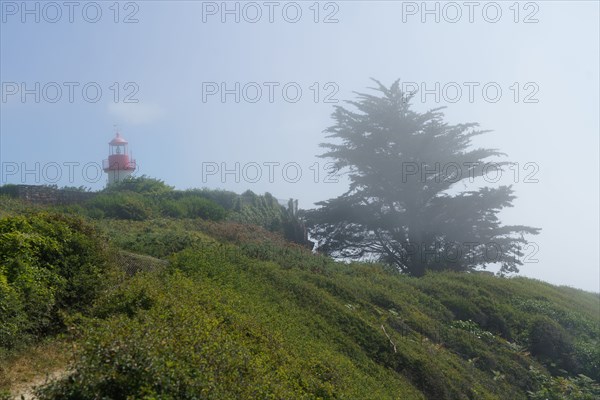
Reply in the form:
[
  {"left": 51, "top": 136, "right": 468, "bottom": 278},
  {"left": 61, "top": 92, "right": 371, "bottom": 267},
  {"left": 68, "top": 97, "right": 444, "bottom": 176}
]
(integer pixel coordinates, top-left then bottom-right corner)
[{"left": 306, "top": 79, "right": 540, "bottom": 276}]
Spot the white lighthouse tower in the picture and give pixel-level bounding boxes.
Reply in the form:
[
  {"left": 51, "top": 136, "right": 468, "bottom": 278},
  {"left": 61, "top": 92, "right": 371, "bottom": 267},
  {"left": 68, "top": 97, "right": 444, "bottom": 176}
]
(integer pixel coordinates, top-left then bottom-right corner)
[{"left": 103, "top": 132, "right": 136, "bottom": 185}]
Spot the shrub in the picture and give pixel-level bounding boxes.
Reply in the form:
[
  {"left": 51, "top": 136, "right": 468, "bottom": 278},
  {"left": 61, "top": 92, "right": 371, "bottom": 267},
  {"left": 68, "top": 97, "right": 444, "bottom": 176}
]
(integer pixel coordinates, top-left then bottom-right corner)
[
  {"left": 159, "top": 199, "right": 186, "bottom": 218},
  {"left": 178, "top": 196, "right": 226, "bottom": 220},
  {"left": 574, "top": 341, "right": 600, "bottom": 381},
  {"left": 181, "top": 188, "right": 238, "bottom": 210},
  {"left": 85, "top": 192, "right": 153, "bottom": 221},
  {"left": 529, "top": 316, "right": 578, "bottom": 373},
  {"left": 0, "top": 213, "right": 111, "bottom": 349},
  {"left": 104, "top": 175, "right": 173, "bottom": 195}
]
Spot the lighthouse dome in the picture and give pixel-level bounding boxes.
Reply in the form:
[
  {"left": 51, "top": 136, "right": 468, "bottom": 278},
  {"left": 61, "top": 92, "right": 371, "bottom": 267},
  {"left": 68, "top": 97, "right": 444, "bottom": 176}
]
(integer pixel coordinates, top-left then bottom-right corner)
[{"left": 109, "top": 132, "right": 128, "bottom": 145}]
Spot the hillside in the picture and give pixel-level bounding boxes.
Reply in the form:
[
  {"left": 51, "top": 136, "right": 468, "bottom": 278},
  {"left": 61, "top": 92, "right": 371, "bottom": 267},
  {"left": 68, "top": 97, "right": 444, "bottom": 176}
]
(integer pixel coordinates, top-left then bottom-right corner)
[{"left": 0, "top": 185, "right": 599, "bottom": 399}]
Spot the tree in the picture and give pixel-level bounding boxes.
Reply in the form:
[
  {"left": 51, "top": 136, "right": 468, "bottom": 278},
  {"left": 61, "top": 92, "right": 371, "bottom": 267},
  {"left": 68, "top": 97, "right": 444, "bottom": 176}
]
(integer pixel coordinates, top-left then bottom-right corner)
[{"left": 306, "top": 80, "right": 539, "bottom": 276}]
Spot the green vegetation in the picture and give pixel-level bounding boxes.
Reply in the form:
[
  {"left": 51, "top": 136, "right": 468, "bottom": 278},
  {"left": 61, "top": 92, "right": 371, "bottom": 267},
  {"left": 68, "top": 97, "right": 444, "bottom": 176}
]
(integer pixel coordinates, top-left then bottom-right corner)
[
  {"left": 0, "top": 211, "right": 112, "bottom": 350},
  {"left": 0, "top": 188, "right": 598, "bottom": 399},
  {"left": 64, "top": 177, "right": 308, "bottom": 245}
]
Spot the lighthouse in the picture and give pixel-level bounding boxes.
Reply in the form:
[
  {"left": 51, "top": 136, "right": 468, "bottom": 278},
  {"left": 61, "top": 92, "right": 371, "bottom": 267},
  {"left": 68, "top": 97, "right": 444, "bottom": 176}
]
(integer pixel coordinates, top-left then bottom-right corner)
[{"left": 103, "top": 132, "right": 136, "bottom": 185}]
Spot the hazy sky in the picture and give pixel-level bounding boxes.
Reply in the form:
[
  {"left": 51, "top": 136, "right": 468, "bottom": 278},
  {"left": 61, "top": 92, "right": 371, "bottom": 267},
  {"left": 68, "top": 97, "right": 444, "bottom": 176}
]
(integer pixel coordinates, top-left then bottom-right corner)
[{"left": 1, "top": 1, "right": 598, "bottom": 292}]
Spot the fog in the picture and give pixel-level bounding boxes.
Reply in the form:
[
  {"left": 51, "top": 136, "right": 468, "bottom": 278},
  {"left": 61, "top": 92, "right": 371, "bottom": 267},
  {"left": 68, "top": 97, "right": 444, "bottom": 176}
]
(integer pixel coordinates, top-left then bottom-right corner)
[{"left": 1, "top": 1, "right": 598, "bottom": 291}]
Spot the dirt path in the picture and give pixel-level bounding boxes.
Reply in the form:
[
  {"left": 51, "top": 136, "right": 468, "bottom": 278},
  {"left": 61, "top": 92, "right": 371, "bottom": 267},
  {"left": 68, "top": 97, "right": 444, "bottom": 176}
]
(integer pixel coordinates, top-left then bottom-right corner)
[
  {"left": 10, "top": 369, "right": 68, "bottom": 400},
  {"left": 0, "top": 339, "right": 72, "bottom": 400}
]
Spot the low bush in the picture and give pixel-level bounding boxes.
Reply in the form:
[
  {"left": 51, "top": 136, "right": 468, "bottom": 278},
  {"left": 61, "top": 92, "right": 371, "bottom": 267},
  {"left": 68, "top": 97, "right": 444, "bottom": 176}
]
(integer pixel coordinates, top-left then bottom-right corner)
[
  {"left": 177, "top": 196, "right": 227, "bottom": 220},
  {"left": 0, "top": 213, "right": 111, "bottom": 350},
  {"left": 85, "top": 192, "right": 153, "bottom": 221},
  {"left": 528, "top": 316, "right": 578, "bottom": 373}
]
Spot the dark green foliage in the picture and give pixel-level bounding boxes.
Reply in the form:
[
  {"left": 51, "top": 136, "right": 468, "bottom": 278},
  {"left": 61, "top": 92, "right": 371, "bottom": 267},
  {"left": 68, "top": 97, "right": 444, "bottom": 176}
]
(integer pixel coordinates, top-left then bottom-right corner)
[
  {"left": 181, "top": 188, "right": 239, "bottom": 210},
  {"left": 94, "top": 219, "right": 214, "bottom": 259},
  {"left": 283, "top": 198, "right": 311, "bottom": 247},
  {"left": 0, "top": 212, "right": 111, "bottom": 349},
  {"left": 0, "top": 185, "right": 20, "bottom": 198},
  {"left": 306, "top": 79, "right": 539, "bottom": 275},
  {"left": 85, "top": 192, "right": 152, "bottom": 220},
  {"left": 104, "top": 175, "right": 174, "bottom": 195},
  {"left": 158, "top": 198, "right": 186, "bottom": 218},
  {"left": 81, "top": 176, "right": 228, "bottom": 221},
  {"left": 177, "top": 196, "right": 227, "bottom": 220},
  {"left": 228, "top": 190, "right": 285, "bottom": 230},
  {"left": 84, "top": 188, "right": 227, "bottom": 222},
  {"left": 224, "top": 191, "right": 309, "bottom": 246},
  {"left": 4, "top": 181, "right": 303, "bottom": 239},
  {"left": 574, "top": 341, "right": 600, "bottom": 381},
  {"left": 528, "top": 316, "right": 577, "bottom": 373}
]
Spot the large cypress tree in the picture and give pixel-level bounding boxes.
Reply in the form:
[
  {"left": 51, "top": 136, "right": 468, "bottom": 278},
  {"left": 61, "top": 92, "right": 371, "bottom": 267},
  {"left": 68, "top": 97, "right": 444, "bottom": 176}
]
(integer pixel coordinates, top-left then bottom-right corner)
[{"left": 306, "top": 80, "right": 539, "bottom": 276}]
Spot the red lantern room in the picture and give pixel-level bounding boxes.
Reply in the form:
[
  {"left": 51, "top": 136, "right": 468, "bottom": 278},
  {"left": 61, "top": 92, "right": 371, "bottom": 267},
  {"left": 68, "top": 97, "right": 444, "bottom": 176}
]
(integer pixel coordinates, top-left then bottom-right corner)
[{"left": 103, "top": 132, "right": 136, "bottom": 185}]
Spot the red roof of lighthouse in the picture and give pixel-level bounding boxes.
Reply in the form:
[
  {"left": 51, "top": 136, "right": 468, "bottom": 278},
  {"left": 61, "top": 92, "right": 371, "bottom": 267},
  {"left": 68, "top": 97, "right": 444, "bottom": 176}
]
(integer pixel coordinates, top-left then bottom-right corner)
[{"left": 109, "top": 132, "right": 128, "bottom": 145}]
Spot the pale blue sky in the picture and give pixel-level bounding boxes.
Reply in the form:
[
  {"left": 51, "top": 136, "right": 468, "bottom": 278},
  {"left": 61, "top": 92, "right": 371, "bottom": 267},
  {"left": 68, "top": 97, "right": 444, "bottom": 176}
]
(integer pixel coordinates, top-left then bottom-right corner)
[{"left": 1, "top": 1, "right": 598, "bottom": 291}]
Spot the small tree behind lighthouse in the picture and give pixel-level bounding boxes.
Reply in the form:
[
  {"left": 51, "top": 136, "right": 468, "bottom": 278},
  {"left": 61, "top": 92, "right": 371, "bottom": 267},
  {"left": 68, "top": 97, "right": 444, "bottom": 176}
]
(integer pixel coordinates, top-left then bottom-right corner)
[{"left": 103, "top": 132, "right": 136, "bottom": 185}]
